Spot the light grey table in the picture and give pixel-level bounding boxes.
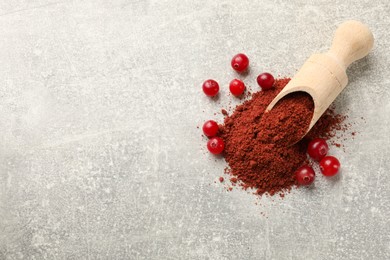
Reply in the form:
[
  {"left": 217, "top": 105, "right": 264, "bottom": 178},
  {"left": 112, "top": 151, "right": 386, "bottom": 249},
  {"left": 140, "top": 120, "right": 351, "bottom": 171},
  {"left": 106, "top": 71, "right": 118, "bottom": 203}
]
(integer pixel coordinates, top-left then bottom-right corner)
[{"left": 0, "top": 1, "right": 389, "bottom": 259}]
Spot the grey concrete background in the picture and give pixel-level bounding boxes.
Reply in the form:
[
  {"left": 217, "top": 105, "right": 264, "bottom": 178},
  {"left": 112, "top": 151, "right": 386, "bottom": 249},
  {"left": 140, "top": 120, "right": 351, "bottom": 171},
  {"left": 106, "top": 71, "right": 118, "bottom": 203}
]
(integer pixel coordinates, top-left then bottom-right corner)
[{"left": 0, "top": 0, "right": 389, "bottom": 259}]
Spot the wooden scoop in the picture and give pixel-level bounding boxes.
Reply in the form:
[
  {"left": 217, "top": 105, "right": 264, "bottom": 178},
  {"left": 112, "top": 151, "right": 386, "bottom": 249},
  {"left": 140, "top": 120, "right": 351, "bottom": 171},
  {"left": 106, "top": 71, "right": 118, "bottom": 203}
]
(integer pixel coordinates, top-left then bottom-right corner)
[{"left": 266, "top": 20, "right": 374, "bottom": 139}]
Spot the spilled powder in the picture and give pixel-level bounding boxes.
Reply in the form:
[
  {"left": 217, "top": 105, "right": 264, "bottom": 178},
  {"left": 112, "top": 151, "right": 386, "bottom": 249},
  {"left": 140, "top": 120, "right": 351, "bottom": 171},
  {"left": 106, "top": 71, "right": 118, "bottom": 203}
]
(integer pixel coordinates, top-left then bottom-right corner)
[{"left": 219, "top": 78, "right": 347, "bottom": 196}]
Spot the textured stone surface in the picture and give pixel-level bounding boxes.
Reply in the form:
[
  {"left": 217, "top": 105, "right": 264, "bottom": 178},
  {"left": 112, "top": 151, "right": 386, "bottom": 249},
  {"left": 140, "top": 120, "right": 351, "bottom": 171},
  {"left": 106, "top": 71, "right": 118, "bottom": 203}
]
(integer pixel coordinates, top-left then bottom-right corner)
[{"left": 0, "top": 1, "right": 389, "bottom": 259}]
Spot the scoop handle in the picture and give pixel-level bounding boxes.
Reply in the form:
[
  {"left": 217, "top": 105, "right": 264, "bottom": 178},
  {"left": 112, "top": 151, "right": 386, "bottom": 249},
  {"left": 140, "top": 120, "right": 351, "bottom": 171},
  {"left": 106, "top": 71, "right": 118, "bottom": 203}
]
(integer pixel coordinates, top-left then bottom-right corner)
[{"left": 327, "top": 20, "right": 374, "bottom": 69}]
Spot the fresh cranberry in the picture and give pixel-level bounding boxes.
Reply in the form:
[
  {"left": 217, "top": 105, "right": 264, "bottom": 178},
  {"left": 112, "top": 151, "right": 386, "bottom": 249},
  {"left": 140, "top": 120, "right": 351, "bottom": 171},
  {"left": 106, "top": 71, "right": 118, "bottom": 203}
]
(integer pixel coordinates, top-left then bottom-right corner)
[
  {"left": 202, "top": 120, "right": 219, "bottom": 137},
  {"left": 229, "top": 79, "right": 245, "bottom": 96},
  {"left": 257, "top": 72, "right": 275, "bottom": 90},
  {"left": 231, "top": 53, "right": 249, "bottom": 72},
  {"left": 308, "top": 138, "right": 329, "bottom": 161},
  {"left": 320, "top": 156, "right": 340, "bottom": 176},
  {"left": 295, "top": 165, "right": 315, "bottom": 185},
  {"left": 202, "top": 79, "right": 219, "bottom": 97},
  {"left": 207, "top": 137, "right": 225, "bottom": 154}
]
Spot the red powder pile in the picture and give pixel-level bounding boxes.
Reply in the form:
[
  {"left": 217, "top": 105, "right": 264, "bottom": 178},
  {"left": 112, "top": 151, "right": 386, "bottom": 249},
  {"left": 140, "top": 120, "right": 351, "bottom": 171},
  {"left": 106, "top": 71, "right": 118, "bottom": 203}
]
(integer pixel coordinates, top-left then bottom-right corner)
[{"left": 219, "top": 78, "right": 345, "bottom": 196}]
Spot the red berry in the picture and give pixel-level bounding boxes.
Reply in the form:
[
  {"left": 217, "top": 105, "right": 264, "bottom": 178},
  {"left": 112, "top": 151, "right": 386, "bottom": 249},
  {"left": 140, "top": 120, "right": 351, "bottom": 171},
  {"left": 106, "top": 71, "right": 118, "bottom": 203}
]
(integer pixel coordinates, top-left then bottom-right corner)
[
  {"left": 295, "top": 165, "right": 315, "bottom": 185},
  {"left": 320, "top": 156, "right": 340, "bottom": 176},
  {"left": 229, "top": 79, "right": 245, "bottom": 96},
  {"left": 202, "top": 79, "right": 219, "bottom": 97},
  {"left": 307, "top": 138, "right": 329, "bottom": 161},
  {"left": 207, "top": 137, "right": 225, "bottom": 154},
  {"left": 257, "top": 72, "right": 275, "bottom": 90},
  {"left": 231, "top": 53, "right": 249, "bottom": 72},
  {"left": 202, "top": 120, "right": 219, "bottom": 137}
]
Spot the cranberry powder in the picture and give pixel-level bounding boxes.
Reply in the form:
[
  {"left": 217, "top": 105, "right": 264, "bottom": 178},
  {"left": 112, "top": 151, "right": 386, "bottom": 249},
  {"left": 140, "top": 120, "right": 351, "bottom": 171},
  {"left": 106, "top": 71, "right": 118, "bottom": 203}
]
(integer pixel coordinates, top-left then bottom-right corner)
[{"left": 219, "top": 78, "right": 346, "bottom": 196}]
